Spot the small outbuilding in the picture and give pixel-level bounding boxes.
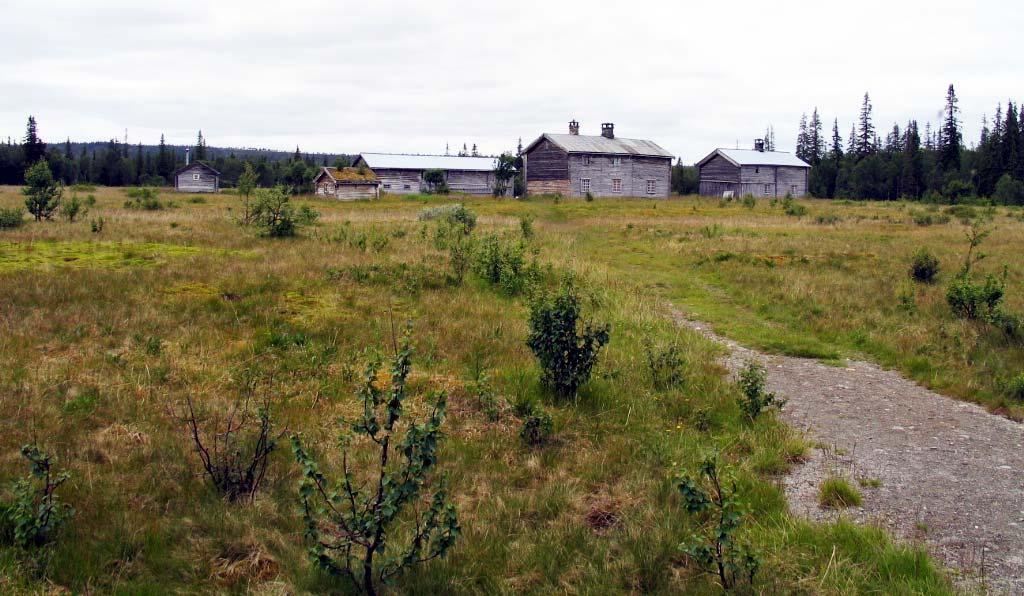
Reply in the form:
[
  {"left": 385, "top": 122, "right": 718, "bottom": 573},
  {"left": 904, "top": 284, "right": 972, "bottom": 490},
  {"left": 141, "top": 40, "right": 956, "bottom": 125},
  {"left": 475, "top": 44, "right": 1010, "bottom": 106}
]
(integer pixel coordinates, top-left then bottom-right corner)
[
  {"left": 521, "top": 121, "right": 673, "bottom": 198},
  {"left": 173, "top": 161, "right": 220, "bottom": 193},
  {"left": 697, "top": 140, "right": 811, "bottom": 198},
  {"left": 313, "top": 166, "right": 381, "bottom": 200}
]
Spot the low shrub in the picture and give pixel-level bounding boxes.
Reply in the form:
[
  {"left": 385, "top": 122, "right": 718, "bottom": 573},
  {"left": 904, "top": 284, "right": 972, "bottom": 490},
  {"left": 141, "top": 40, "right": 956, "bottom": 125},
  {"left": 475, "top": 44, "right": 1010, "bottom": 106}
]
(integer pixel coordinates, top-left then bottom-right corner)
[
  {"left": 2, "top": 445, "right": 74, "bottom": 548},
  {"left": 819, "top": 476, "right": 863, "bottom": 508},
  {"left": 908, "top": 248, "right": 940, "bottom": 283},
  {"left": 526, "top": 280, "right": 610, "bottom": 399},
  {"left": 0, "top": 207, "right": 24, "bottom": 229},
  {"left": 946, "top": 272, "right": 1004, "bottom": 320},
  {"left": 472, "top": 234, "right": 540, "bottom": 295},
  {"left": 676, "top": 457, "right": 759, "bottom": 590},
  {"left": 741, "top": 194, "right": 756, "bottom": 209},
  {"left": 815, "top": 213, "right": 841, "bottom": 225},
  {"left": 1006, "top": 374, "right": 1024, "bottom": 401},
  {"left": 737, "top": 361, "right": 782, "bottom": 420},
  {"left": 782, "top": 197, "right": 807, "bottom": 217},
  {"left": 123, "top": 187, "right": 165, "bottom": 210},
  {"left": 644, "top": 340, "right": 685, "bottom": 390},
  {"left": 418, "top": 203, "right": 476, "bottom": 231},
  {"left": 250, "top": 186, "right": 311, "bottom": 237},
  {"left": 90, "top": 217, "right": 105, "bottom": 234},
  {"left": 60, "top": 194, "right": 85, "bottom": 222},
  {"left": 519, "top": 215, "right": 535, "bottom": 240},
  {"left": 520, "top": 409, "right": 553, "bottom": 446}
]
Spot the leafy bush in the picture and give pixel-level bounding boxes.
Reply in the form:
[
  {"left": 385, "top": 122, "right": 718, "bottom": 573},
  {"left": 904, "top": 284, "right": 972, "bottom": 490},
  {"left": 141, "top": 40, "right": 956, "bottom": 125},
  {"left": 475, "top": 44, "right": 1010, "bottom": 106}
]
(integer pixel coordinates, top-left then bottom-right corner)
[
  {"left": 942, "top": 179, "right": 974, "bottom": 203},
  {"left": 819, "top": 476, "right": 862, "bottom": 508},
  {"left": 22, "top": 160, "right": 62, "bottom": 221},
  {"left": 526, "top": 280, "right": 610, "bottom": 399},
  {"left": 908, "top": 248, "right": 940, "bottom": 283},
  {"left": 946, "top": 272, "right": 1004, "bottom": 320},
  {"left": 993, "top": 174, "right": 1024, "bottom": 205},
  {"left": 90, "top": 217, "right": 105, "bottom": 234},
  {"left": 60, "top": 194, "right": 85, "bottom": 222},
  {"left": 0, "top": 207, "right": 25, "bottom": 229},
  {"left": 676, "top": 457, "right": 759, "bottom": 590},
  {"left": 741, "top": 195, "right": 756, "bottom": 209},
  {"left": 292, "top": 330, "right": 459, "bottom": 594},
  {"left": 472, "top": 234, "right": 540, "bottom": 295},
  {"left": 518, "top": 215, "right": 535, "bottom": 240},
  {"left": 422, "top": 169, "right": 450, "bottom": 194},
  {"left": 644, "top": 340, "right": 685, "bottom": 390},
  {"left": 520, "top": 409, "right": 554, "bottom": 446},
  {"left": 419, "top": 203, "right": 476, "bottom": 232},
  {"left": 123, "top": 187, "right": 165, "bottom": 210},
  {"left": 782, "top": 197, "right": 807, "bottom": 217},
  {"left": 737, "top": 361, "right": 782, "bottom": 420},
  {"left": 1006, "top": 374, "right": 1024, "bottom": 401},
  {"left": 2, "top": 445, "right": 73, "bottom": 548},
  {"left": 69, "top": 183, "right": 96, "bottom": 192},
  {"left": 944, "top": 204, "right": 978, "bottom": 222},
  {"left": 250, "top": 186, "right": 309, "bottom": 237},
  {"left": 910, "top": 210, "right": 950, "bottom": 226},
  {"left": 585, "top": 191, "right": 594, "bottom": 202},
  {"left": 815, "top": 213, "right": 841, "bottom": 225}
]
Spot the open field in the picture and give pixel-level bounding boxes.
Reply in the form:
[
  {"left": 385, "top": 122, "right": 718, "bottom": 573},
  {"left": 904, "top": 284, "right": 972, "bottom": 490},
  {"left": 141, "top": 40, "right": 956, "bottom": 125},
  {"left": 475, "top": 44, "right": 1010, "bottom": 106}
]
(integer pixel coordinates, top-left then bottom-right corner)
[{"left": 3, "top": 185, "right": 1010, "bottom": 593}]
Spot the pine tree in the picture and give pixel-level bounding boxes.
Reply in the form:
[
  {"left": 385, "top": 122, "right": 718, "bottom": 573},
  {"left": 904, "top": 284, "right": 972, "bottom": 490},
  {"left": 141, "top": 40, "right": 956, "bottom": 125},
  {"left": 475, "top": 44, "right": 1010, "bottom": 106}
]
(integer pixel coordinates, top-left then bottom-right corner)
[
  {"left": 937, "top": 84, "right": 962, "bottom": 173},
  {"left": 856, "top": 93, "right": 875, "bottom": 159},
  {"left": 23, "top": 115, "right": 47, "bottom": 166}
]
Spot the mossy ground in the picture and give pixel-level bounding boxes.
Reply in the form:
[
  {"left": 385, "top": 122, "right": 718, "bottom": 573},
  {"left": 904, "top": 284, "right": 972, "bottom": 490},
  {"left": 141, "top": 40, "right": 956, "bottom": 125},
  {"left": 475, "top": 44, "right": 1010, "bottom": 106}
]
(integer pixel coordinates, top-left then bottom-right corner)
[{"left": 0, "top": 187, "right": 961, "bottom": 593}]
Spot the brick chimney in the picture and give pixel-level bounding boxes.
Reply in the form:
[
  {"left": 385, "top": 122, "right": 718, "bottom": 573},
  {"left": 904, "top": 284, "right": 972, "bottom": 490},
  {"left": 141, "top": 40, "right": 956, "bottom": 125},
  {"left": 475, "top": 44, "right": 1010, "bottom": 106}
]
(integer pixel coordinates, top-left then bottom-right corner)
[
  {"left": 569, "top": 120, "right": 580, "bottom": 135},
  {"left": 601, "top": 123, "right": 615, "bottom": 139},
  {"left": 754, "top": 138, "right": 765, "bottom": 152}
]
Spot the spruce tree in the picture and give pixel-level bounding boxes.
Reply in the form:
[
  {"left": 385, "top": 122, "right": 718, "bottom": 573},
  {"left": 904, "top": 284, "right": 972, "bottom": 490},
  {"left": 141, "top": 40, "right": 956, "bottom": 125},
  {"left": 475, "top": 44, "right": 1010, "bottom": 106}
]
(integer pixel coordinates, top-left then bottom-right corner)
[
  {"left": 938, "top": 84, "right": 962, "bottom": 173},
  {"left": 831, "top": 119, "right": 843, "bottom": 161},
  {"left": 195, "top": 130, "right": 207, "bottom": 161},
  {"left": 23, "top": 116, "right": 47, "bottom": 166},
  {"left": 900, "top": 121, "right": 924, "bottom": 199},
  {"left": 808, "top": 109, "right": 824, "bottom": 165},
  {"left": 856, "top": 93, "right": 875, "bottom": 159},
  {"left": 1002, "top": 103, "right": 1020, "bottom": 179},
  {"left": 796, "top": 114, "right": 809, "bottom": 162}
]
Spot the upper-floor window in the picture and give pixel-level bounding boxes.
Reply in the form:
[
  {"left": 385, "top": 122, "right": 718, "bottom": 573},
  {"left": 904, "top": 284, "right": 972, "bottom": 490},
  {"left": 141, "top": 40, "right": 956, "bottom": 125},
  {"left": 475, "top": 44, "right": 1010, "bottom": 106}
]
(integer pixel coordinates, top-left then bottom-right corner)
[
  {"left": 193, "top": 173, "right": 201, "bottom": 181},
  {"left": 646, "top": 180, "right": 656, "bottom": 195},
  {"left": 611, "top": 156, "right": 622, "bottom": 166},
  {"left": 580, "top": 178, "right": 591, "bottom": 193},
  {"left": 582, "top": 155, "right": 592, "bottom": 166},
  {"left": 755, "top": 167, "right": 760, "bottom": 173},
  {"left": 612, "top": 178, "right": 622, "bottom": 193}
]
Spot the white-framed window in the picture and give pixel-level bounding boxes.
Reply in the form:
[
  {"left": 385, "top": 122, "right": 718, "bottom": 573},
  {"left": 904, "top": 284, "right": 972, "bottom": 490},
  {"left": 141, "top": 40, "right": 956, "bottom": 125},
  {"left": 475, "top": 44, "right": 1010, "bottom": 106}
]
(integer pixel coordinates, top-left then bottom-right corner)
[
  {"left": 791, "top": 185, "right": 798, "bottom": 194},
  {"left": 611, "top": 156, "right": 622, "bottom": 166},
  {"left": 193, "top": 173, "right": 201, "bottom": 181},
  {"left": 612, "top": 178, "right": 622, "bottom": 193},
  {"left": 582, "top": 155, "right": 592, "bottom": 166},
  {"left": 383, "top": 184, "right": 391, "bottom": 189},
  {"left": 764, "top": 184, "right": 772, "bottom": 194},
  {"left": 403, "top": 184, "right": 411, "bottom": 190},
  {"left": 580, "top": 178, "right": 591, "bottom": 193},
  {"left": 646, "top": 180, "right": 656, "bottom": 195}
]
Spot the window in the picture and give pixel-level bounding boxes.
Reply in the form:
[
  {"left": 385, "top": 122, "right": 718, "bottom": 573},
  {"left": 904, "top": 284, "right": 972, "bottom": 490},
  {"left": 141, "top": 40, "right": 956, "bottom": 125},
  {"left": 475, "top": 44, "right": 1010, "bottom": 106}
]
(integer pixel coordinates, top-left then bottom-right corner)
[
  {"left": 791, "top": 185, "right": 798, "bottom": 194},
  {"left": 192, "top": 173, "right": 201, "bottom": 181},
  {"left": 403, "top": 184, "right": 412, "bottom": 190},
  {"left": 580, "top": 178, "right": 591, "bottom": 194},
  {"left": 582, "top": 155, "right": 592, "bottom": 166},
  {"left": 611, "top": 156, "right": 622, "bottom": 166},
  {"left": 646, "top": 180, "right": 656, "bottom": 195},
  {"left": 383, "top": 184, "right": 391, "bottom": 189},
  {"left": 755, "top": 167, "right": 760, "bottom": 173},
  {"left": 764, "top": 184, "right": 772, "bottom": 195},
  {"left": 612, "top": 178, "right": 622, "bottom": 193}
]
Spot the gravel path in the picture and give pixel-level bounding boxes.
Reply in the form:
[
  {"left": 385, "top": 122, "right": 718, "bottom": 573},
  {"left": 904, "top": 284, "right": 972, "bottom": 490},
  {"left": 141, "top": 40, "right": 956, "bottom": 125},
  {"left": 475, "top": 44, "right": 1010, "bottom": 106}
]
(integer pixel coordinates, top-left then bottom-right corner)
[{"left": 671, "top": 309, "right": 1024, "bottom": 594}]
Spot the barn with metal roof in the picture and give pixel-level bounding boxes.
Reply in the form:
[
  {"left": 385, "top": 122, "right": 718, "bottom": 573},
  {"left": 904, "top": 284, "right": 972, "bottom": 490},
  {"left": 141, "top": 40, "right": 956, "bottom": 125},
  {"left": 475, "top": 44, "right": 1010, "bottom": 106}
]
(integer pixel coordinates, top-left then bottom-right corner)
[
  {"left": 521, "top": 121, "right": 673, "bottom": 198},
  {"left": 697, "top": 141, "right": 811, "bottom": 198},
  {"left": 352, "top": 153, "right": 505, "bottom": 196}
]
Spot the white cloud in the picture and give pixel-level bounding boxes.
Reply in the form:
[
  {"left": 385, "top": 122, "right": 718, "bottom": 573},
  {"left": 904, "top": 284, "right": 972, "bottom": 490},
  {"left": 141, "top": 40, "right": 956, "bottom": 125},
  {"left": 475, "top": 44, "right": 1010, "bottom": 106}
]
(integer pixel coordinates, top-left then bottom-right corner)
[{"left": 1, "top": 0, "right": 1021, "bottom": 161}]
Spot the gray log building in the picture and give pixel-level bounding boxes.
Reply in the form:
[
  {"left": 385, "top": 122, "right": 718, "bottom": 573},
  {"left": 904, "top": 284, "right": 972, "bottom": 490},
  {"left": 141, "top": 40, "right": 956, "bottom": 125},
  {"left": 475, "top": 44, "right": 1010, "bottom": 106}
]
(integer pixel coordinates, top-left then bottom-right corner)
[
  {"left": 521, "top": 121, "right": 673, "bottom": 198},
  {"left": 313, "top": 166, "right": 381, "bottom": 200},
  {"left": 173, "top": 161, "right": 220, "bottom": 193},
  {"left": 352, "top": 153, "right": 504, "bottom": 195},
  {"left": 697, "top": 141, "right": 811, "bottom": 198}
]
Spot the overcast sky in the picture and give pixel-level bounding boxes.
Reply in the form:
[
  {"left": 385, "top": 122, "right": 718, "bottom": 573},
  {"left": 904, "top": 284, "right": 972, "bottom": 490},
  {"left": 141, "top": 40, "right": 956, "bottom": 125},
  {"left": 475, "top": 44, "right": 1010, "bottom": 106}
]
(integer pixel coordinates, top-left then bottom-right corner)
[{"left": 2, "top": 1, "right": 1021, "bottom": 163}]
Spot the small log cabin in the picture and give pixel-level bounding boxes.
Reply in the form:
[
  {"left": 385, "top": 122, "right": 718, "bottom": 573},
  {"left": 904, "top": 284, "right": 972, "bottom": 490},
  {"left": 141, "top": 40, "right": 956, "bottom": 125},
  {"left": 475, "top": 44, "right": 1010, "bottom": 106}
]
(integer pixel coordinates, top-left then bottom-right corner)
[
  {"left": 313, "top": 166, "right": 380, "bottom": 200},
  {"left": 352, "top": 153, "right": 506, "bottom": 195},
  {"left": 521, "top": 121, "right": 673, "bottom": 198},
  {"left": 697, "top": 141, "right": 811, "bottom": 198},
  {"left": 173, "top": 162, "right": 220, "bottom": 193}
]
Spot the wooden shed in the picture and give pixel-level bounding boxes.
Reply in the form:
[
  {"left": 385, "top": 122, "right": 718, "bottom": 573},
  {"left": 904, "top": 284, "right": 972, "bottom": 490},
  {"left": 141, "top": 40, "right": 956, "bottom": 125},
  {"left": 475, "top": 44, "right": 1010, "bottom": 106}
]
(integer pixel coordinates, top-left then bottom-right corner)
[
  {"left": 173, "top": 162, "right": 220, "bottom": 193},
  {"left": 352, "top": 153, "right": 506, "bottom": 196},
  {"left": 521, "top": 121, "right": 673, "bottom": 198},
  {"left": 697, "top": 142, "right": 811, "bottom": 198},
  {"left": 313, "top": 167, "right": 380, "bottom": 200}
]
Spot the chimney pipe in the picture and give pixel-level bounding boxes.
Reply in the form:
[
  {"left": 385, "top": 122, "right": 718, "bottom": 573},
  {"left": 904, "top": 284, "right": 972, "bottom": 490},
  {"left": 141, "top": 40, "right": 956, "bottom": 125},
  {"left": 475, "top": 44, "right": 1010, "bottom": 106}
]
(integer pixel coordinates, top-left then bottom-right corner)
[
  {"left": 185, "top": 147, "right": 191, "bottom": 165},
  {"left": 754, "top": 139, "right": 765, "bottom": 152},
  {"left": 569, "top": 120, "right": 580, "bottom": 135},
  {"left": 601, "top": 123, "right": 615, "bottom": 139}
]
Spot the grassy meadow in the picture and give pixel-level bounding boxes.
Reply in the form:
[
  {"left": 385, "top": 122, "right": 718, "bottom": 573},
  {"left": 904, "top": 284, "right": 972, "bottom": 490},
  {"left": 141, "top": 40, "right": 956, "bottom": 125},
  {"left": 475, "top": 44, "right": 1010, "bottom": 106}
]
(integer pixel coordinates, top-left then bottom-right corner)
[{"left": 2, "top": 185, "right": 1008, "bottom": 593}]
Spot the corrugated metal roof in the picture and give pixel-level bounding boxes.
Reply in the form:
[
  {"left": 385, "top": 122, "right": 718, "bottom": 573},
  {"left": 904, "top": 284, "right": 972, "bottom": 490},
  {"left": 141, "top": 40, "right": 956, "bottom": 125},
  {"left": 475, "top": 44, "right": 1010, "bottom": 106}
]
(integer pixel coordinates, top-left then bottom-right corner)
[
  {"left": 357, "top": 153, "right": 498, "bottom": 171},
  {"left": 706, "top": 148, "right": 810, "bottom": 168},
  {"left": 537, "top": 134, "right": 673, "bottom": 158}
]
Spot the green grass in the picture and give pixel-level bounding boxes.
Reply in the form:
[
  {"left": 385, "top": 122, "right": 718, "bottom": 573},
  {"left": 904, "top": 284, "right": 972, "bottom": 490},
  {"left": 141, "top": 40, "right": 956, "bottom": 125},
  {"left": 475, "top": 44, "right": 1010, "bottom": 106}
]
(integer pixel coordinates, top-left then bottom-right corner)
[
  {"left": 819, "top": 476, "right": 864, "bottom": 508},
  {"left": 0, "top": 187, "right": 953, "bottom": 593}
]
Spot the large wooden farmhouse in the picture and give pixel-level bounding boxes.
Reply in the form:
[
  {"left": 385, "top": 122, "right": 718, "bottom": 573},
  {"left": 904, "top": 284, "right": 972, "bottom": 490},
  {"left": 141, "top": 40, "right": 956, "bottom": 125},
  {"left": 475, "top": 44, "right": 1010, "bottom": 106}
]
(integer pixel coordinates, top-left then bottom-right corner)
[
  {"left": 352, "top": 153, "right": 504, "bottom": 196},
  {"left": 697, "top": 141, "right": 811, "bottom": 198},
  {"left": 313, "top": 166, "right": 380, "bottom": 200},
  {"left": 521, "top": 121, "right": 673, "bottom": 198},
  {"left": 173, "top": 161, "right": 220, "bottom": 193}
]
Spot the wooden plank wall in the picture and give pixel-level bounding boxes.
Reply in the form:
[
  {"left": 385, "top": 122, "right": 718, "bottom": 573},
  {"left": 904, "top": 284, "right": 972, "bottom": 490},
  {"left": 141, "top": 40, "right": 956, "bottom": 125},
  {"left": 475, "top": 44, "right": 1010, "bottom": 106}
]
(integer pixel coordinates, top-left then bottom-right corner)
[
  {"left": 566, "top": 154, "right": 671, "bottom": 198},
  {"left": 174, "top": 165, "right": 218, "bottom": 193}
]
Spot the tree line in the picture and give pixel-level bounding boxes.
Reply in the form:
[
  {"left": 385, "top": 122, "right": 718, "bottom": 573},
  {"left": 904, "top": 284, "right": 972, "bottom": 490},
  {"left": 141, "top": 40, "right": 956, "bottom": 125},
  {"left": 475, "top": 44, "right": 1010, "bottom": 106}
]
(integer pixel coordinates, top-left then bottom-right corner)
[
  {"left": 1, "top": 118, "right": 355, "bottom": 193},
  {"left": 794, "top": 85, "right": 1024, "bottom": 203}
]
